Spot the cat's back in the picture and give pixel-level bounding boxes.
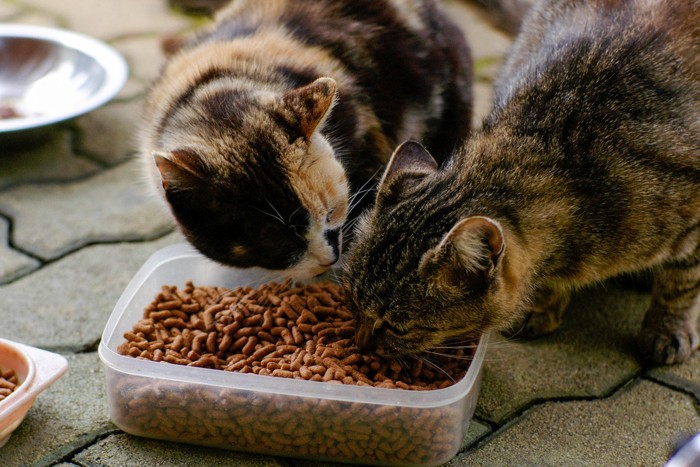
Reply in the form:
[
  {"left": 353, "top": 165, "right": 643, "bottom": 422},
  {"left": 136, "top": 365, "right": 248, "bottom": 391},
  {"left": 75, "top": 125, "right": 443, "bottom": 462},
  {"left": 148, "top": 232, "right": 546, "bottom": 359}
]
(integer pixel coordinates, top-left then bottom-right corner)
[
  {"left": 143, "top": 0, "right": 473, "bottom": 185},
  {"left": 495, "top": 0, "right": 700, "bottom": 101}
]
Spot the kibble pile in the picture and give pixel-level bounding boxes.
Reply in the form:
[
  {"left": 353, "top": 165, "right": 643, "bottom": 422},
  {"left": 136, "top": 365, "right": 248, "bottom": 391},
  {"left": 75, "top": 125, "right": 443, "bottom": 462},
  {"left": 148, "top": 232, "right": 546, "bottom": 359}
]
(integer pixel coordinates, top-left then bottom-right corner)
[
  {"left": 118, "top": 280, "right": 473, "bottom": 390},
  {"left": 0, "top": 368, "right": 19, "bottom": 401}
]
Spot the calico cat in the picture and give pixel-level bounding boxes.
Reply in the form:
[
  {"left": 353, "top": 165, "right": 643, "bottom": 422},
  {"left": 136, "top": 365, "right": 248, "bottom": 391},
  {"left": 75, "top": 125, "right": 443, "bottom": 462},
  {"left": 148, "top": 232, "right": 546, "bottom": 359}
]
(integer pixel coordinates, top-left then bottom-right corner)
[
  {"left": 343, "top": 0, "right": 700, "bottom": 365},
  {"left": 140, "top": 0, "right": 473, "bottom": 279}
]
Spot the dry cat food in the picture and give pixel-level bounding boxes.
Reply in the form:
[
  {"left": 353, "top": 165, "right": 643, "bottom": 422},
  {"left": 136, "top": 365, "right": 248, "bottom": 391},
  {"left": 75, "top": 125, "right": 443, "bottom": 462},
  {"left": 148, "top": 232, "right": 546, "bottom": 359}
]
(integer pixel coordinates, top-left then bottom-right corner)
[
  {"left": 0, "top": 368, "right": 19, "bottom": 402},
  {"left": 112, "top": 280, "right": 479, "bottom": 464},
  {"left": 0, "top": 104, "right": 22, "bottom": 120},
  {"left": 118, "top": 280, "right": 473, "bottom": 390},
  {"left": 108, "top": 374, "right": 467, "bottom": 464}
]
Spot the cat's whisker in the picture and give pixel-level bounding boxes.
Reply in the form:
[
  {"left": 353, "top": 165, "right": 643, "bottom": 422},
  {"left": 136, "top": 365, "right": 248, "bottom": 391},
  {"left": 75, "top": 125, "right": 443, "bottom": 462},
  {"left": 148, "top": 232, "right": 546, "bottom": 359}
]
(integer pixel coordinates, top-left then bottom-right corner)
[
  {"left": 250, "top": 203, "right": 285, "bottom": 226},
  {"left": 395, "top": 356, "right": 413, "bottom": 384},
  {"left": 430, "top": 344, "right": 479, "bottom": 351},
  {"left": 266, "top": 200, "right": 285, "bottom": 219},
  {"left": 423, "top": 350, "right": 474, "bottom": 362},
  {"left": 348, "top": 187, "right": 377, "bottom": 215},
  {"left": 349, "top": 168, "right": 381, "bottom": 202},
  {"left": 287, "top": 205, "right": 302, "bottom": 225},
  {"left": 341, "top": 216, "right": 362, "bottom": 237},
  {"left": 347, "top": 169, "right": 382, "bottom": 212},
  {"left": 347, "top": 185, "right": 375, "bottom": 207},
  {"left": 414, "top": 354, "right": 455, "bottom": 383}
]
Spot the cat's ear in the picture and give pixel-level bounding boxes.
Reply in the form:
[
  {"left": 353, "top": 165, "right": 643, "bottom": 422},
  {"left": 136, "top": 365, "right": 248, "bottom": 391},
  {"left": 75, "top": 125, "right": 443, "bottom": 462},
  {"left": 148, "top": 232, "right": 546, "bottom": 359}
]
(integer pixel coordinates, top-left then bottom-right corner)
[
  {"left": 281, "top": 77, "right": 337, "bottom": 138},
  {"left": 379, "top": 140, "right": 438, "bottom": 187},
  {"left": 375, "top": 141, "right": 437, "bottom": 204},
  {"left": 153, "top": 149, "right": 208, "bottom": 193},
  {"left": 419, "top": 216, "right": 505, "bottom": 291}
]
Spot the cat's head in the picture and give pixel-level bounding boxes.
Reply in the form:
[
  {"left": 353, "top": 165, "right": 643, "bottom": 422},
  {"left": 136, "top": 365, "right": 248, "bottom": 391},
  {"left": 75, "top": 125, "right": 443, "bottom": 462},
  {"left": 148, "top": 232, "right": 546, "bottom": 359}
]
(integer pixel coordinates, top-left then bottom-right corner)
[
  {"left": 344, "top": 141, "right": 516, "bottom": 357},
  {"left": 152, "top": 77, "right": 349, "bottom": 279}
]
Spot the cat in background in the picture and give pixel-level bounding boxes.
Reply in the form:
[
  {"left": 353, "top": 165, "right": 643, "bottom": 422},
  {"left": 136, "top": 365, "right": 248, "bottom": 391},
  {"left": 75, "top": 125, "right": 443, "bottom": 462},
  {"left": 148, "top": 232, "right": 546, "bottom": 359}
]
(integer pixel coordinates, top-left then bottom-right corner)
[
  {"left": 140, "top": 0, "right": 473, "bottom": 279},
  {"left": 343, "top": 0, "right": 699, "bottom": 365}
]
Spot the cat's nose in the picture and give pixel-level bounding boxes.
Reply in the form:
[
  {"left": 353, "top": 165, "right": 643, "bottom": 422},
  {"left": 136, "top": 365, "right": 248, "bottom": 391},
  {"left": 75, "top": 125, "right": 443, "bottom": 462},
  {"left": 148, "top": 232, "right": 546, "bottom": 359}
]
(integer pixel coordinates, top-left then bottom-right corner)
[{"left": 323, "top": 228, "right": 341, "bottom": 264}]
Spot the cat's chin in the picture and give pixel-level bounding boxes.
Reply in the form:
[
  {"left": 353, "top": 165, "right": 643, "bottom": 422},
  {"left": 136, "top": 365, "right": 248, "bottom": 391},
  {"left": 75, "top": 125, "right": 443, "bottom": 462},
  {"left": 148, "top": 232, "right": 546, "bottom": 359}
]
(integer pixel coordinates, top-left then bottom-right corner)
[{"left": 276, "top": 264, "right": 333, "bottom": 281}]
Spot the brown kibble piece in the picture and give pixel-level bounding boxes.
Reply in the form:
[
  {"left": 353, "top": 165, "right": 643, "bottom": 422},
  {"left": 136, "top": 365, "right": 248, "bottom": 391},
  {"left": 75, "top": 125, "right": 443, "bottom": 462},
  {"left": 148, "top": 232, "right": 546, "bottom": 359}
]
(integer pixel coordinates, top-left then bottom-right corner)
[
  {"left": 119, "top": 280, "right": 473, "bottom": 391},
  {"left": 0, "top": 368, "right": 19, "bottom": 402}
]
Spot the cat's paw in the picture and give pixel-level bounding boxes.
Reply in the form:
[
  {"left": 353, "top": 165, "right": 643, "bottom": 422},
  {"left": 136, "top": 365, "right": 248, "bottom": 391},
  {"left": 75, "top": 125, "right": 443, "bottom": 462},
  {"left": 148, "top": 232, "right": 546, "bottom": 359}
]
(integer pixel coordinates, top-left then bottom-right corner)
[
  {"left": 503, "top": 309, "right": 561, "bottom": 339},
  {"left": 638, "top": 323, "right": 699, "bottom": 365}
]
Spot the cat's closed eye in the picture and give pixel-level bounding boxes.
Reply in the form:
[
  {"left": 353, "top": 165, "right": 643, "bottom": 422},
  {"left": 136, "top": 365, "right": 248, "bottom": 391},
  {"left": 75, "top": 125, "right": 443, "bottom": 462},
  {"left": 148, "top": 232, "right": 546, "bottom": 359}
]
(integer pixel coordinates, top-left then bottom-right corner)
[
  {"left": 325, "top": 209, "right": 335, "bottom": 224},
  {"left": 383, "top": 322, "right": 410, "bottom": 336}
]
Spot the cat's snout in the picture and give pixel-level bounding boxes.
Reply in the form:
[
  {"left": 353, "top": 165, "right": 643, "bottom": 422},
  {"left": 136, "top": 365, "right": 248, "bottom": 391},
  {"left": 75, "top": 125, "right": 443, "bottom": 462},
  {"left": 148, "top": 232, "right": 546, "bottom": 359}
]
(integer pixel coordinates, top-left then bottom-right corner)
[{"left": 323, "top": 228, "right": 341, "bottom": 265}]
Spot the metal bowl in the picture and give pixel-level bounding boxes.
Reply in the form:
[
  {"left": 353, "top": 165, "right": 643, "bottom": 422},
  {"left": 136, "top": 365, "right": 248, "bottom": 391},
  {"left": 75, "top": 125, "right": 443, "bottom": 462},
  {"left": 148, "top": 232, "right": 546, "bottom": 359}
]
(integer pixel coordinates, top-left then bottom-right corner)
[{"left": 0, "top": 25, "right": 128, "bottom": 134}]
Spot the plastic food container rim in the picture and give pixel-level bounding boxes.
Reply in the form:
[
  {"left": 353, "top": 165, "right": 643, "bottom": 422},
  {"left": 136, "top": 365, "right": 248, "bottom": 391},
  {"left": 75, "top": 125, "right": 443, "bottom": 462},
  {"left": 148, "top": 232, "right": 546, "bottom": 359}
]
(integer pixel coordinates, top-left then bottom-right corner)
[
  {"left": 0, "top": 339, "right": 35, "bottom": 409},
  {"left": 99, "top": 243, "right": 490, "bottom": 408},
  {"left": 0, "top": 338, "right": 68, "bottom": 423}
]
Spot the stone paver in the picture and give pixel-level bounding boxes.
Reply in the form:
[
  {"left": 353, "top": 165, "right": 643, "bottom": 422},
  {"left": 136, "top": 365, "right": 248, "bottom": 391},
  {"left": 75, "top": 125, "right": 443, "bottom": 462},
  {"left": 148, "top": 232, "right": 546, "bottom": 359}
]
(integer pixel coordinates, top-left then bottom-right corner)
[
  {"left": 649, "top": 352, "right": 700, "bottom": 403},
  {"left": 6, "top": 9, "right": 63, "bottom": 28},
  {"left": 15, "top": 0, "right": 192, "bottom": 40},
  {"left": 1, "top": 0, "right": 698, "bottom": 466},
  {"left": 442, "top": 0, "right": 513, "bottom": 60},
  {"left": 112, "top": 35, "right": 170, "bottom": 87},
  {"left": 472, "top": 82, "right": 495, "bottom": 127},
  {"left": 0, "top": 129, "right": 99, "bottom": 191},
  {"left": 0, "top": 232, "right": 182, "bottom": 351},
  {"left": 0, "top": 2, "right": 21, "bottom": 19},
  {"left": 452, "top": 380, "right": 700, "bottom": 466},
  {"left": 0, "top": 159, "right": 174, "bottom": 261},
  {"left": 0, "top": 216, "right": 40, "bottom": 284},
  {"left": 1, "top": 352, "right": 113, "bottom": 466},
  {"left": 72, "top": 434, "right": 284, "bottom": 467},
  {"left": 75, "top": 99, "right": 145, "bottom": 165},
  {"left": 476, "top": 284, "right": 649, "bottom": 424}
]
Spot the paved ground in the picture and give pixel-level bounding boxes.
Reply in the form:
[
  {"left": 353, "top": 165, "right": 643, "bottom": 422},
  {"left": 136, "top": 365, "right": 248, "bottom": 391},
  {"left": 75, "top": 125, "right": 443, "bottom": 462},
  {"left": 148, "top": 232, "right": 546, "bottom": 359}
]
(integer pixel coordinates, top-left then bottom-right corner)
[{"left": 1, "top": 1, "right": 698, "bottom": 466}]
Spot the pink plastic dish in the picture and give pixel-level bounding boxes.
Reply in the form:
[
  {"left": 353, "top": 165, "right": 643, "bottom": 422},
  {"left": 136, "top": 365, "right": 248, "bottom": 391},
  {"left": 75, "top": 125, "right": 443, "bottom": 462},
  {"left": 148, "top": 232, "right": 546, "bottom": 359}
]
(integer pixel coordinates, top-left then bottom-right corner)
[{"left": 0, "top": 338, "right": 68, "bottom": 448}]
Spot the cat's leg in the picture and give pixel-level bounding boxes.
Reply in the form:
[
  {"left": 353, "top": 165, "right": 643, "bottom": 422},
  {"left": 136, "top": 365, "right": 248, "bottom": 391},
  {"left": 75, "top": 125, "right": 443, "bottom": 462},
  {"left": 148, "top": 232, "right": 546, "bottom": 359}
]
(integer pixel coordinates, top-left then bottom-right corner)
[
  {"left": 506, "top": 286, "right": 571, "bottom": 338},
  {"left": 638, "top": 246, "right": 700, "bottom": 365}
]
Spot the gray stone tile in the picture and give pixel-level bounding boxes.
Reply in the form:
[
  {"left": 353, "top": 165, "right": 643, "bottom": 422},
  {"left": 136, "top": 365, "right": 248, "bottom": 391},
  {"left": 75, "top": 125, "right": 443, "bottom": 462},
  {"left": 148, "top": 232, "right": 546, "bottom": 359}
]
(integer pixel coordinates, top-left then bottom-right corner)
[
  {"left": 15, "top": 0, "right": 192, "bottom": 40},
  {"left": 0, "top": 159, "right": 174, "bottom": 261},
  {"left": 461, "top": 419, "right": 491, "bottom": 451},
  {"left": 113, "top": 35, "right": 169, "bottom": 86},
  {"left": 0, "top": 129, "right": 99, "bottom": 191},
  {"left": 116, "top": 78, "right": 148, "bottom": 102},
  {"left": 0, "top": 1, "right": 23, "bottom": 20},
  {"left": 0, "top": 232, "right": 182, "bottom": 350},
  {"left": 476, "top": 284, "right": 649, "bottom": 424},
  {"left": 75, "top": 99, "right": 143, "bottom": 165},
  {"left": 453, "top": 380, "right": 700, "bottom": 466},
  {"left": 72, "top": 433, "right": 285, "bottom": 467},
  {"left": 0, "top": 352, "right": 113, "bottom": 465},
  {"left": 649, "top": 349, "right": 700, "bottom": 402},
  {"left": 7, "top": 9, "right": 63, "bottom": 28},
  {"left": 442, "top": 0, "right": 514, "bottom": 60},
  {"left": 0, "top": 216, "right": 40, "bottom": 284},
  {"left": 472, "top": 82, "right": 495, "bottom": 128}
]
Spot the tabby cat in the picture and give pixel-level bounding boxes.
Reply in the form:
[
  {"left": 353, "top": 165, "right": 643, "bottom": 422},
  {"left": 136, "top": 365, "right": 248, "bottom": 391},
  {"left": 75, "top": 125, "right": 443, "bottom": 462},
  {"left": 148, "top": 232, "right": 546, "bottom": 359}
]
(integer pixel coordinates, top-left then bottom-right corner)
[
  {"left": 343, "top": 0, "right": 700, "bottom": 365},
  {"left": 140, "top": 0, "right": 473, "bottom": 279}
]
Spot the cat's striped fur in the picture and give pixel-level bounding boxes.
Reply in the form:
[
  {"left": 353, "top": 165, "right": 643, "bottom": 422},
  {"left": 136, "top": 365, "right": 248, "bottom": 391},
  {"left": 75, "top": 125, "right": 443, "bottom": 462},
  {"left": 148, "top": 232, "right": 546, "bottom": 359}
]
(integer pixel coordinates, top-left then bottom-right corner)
[
  {"left": 344, "top": 0, "right": 700, "bottom": 365},
  {"left": 140, "top": 0, "right": 473, "bottom": 278}
]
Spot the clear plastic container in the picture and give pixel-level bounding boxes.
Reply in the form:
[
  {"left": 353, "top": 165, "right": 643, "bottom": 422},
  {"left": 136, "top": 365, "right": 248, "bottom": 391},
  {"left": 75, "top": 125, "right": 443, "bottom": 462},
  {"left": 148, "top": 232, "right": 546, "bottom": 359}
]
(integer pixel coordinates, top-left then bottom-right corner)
[
  {"left": 99, "top": 243, "right": 489, "bottom": 466},
  {"left": 0, "top": 338, "right": 68, "bottom": 447}
]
